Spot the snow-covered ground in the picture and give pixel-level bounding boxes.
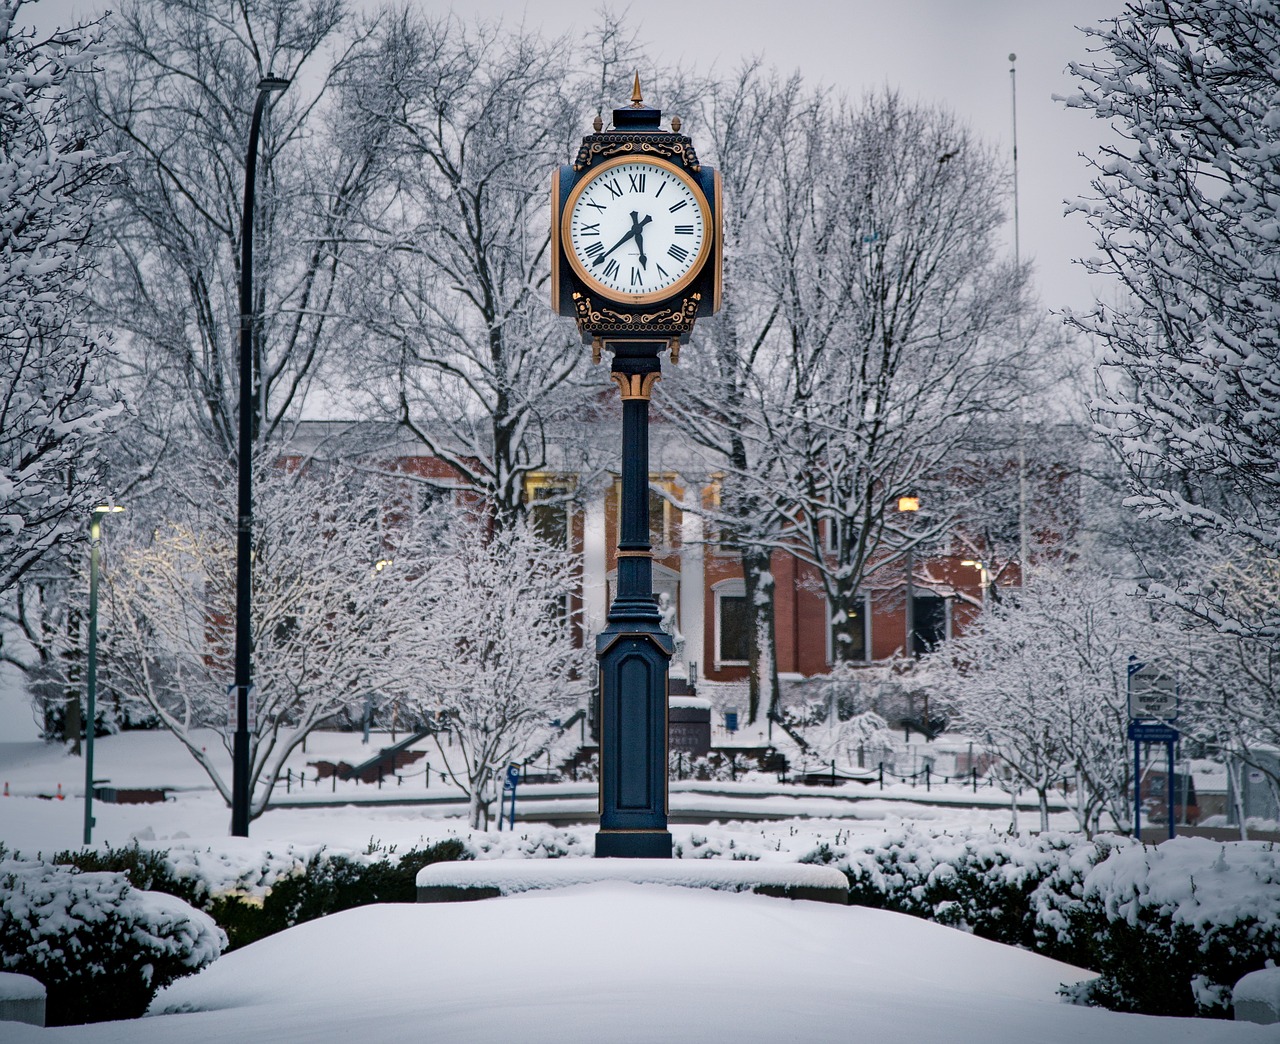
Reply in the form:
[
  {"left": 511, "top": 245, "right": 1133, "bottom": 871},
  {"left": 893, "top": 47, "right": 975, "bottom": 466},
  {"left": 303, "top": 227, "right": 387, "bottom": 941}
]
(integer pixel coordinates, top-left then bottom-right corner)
[
  {"left": 4, "top": 884, "right": 1273, "bottom": 1044},
  {"left": 0, "top": 729, "right": 1086, "bottom": 857},
  {"left": 1, "top": 731, "right": 1273, "bottom": 1042}
]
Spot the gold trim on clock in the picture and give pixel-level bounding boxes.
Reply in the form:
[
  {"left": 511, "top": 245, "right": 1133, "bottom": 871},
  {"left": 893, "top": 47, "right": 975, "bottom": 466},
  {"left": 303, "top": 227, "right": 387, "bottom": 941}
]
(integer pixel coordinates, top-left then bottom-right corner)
[
  {"left": 561, "top": 155, "right": 713, "bottom": 307},
  {"left": 550, "top": 167, "right": 561, "bottom": 311},
  {"left": 713, "top": 168, "right": 723, "bottom": 314}
]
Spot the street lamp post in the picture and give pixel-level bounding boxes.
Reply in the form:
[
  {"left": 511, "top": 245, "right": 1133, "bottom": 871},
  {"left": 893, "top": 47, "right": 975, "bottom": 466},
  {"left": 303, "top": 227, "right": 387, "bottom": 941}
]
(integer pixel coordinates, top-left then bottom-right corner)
[
  {"left": 85, "top": 505, "right": 124, "bottom": 846},
  {"left": 897, "top": 496, "right": 920, "bottom": 657},
  {"left": 232, "top": 75, "right": 289, "bottom": 838},
  {"left": 961, "top": 559, "right": 990, "bottom": 611}
]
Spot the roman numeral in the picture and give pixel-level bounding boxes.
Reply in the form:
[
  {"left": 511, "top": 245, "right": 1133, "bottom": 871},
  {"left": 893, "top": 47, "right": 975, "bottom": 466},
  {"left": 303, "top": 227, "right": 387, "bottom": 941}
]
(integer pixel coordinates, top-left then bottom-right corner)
[
  {"left": 674, "top": 224, "right": 694, "bottom": 235},
  {"left": 606, "top": 179, "right": 623, "bottom": 198},
  {"left": 631, "top": 267, "right": 644, "bottom": 286},
  {"left": 586, "top": 200, "right": 607, "bottom": 212},
  {"left": 584, "top": 241, "right": 604, "bottom": 259},
  {"left": 654, "top": 182, "right": 666, "bottom": 198},
  {"left": 668, "top": 199, "right": 688, "bottom": 213},
  {"left": 578, "top": 222, "right": 600, "bottom": 236},
  {"left": 603, "top": 258, "right": 620, "bottom": 278},
  {"left": 667, "top": 243, "right": 690, "bottom": 263},
  {"left": 656, "top": 263, "right": 670, "bottom": 278},
  {"left": 628, "top": 172, "right": 646, "bottom": 193}
]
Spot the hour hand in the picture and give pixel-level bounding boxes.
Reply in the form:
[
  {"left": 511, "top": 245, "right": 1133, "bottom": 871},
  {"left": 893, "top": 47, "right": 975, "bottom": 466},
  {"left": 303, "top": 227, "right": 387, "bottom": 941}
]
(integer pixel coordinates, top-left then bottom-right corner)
[{"left": 631, "top": 211, "right": 652, "bottom": 268}]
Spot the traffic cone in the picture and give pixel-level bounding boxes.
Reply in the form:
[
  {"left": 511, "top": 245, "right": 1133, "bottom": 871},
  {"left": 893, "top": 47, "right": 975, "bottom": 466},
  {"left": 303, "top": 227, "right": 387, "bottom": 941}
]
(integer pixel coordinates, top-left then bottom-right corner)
[{"left": 56, "top": 782, "right": 64, "bottom": 800}]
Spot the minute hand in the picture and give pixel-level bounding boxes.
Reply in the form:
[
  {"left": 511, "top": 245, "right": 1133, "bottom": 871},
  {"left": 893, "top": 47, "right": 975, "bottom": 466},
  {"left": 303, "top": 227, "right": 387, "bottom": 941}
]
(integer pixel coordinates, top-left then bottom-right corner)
[{"left": 592, "top": 212, "right": 653, "bottom": 267}]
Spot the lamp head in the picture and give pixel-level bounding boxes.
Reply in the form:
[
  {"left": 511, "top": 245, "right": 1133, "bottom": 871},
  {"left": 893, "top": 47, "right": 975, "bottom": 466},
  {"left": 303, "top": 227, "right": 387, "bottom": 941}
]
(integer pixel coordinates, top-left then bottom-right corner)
[
  {"left": 92, "top": 505, "right": 125, "bottom": 515},
  {"left": 897, "top": 496, "right": 920, "bottom": 513},
  {"left": 258, "top": 75, "right": 290, "bottom": 94}
]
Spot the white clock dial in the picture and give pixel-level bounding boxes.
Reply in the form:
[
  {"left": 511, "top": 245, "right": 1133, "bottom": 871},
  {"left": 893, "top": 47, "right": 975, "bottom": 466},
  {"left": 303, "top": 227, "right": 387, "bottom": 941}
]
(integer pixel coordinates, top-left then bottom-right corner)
[{"left": 564, "top": 158, "right": 709, "bottom": 303}]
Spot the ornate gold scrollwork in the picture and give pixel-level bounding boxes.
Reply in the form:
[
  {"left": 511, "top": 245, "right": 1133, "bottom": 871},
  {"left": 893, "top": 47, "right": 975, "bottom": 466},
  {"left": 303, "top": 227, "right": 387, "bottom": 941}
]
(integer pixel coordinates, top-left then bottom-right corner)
[
  {"left": 573, "top": 134, "right": 702, "bottom": 173},
  {"left": 609, "top": 372, "right": 662, "bottom": 401},
  {"left": 572, "top": 292, "right": 702, "bottom": 341}
]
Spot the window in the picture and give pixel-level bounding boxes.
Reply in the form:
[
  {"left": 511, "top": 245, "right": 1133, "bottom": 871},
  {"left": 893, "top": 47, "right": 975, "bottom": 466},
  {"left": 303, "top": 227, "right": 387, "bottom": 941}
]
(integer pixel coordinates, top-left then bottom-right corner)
[
  {"left": 525, "top": 475, "right": 574, "bottom": 548},
  {"left": 612, "top": 475, "right": 680, "bottom": 551},
  {"left": 714, "top": 579, "right": 750, "bottom": 667},
  {"left": 911, "top": 595, "right": 947, "bottom": 655},
  {"left": 827, "top": 594, "right": 870, "bottom": 663}
]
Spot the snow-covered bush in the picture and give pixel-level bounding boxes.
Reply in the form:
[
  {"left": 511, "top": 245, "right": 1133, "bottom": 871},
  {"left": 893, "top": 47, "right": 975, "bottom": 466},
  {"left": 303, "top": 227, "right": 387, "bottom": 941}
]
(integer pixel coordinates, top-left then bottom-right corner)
[
  {"left": 0, "top": 851, "right": 224, "bottom": 1025},
  {"left": 802, "top": 827, "right": 1280, "bottom": 1018},
  {"left": 801, "top": 825, "right": 1113, "bottom": 954},
  {"left": 54, "top": 838, "right": 471, "bottom": 952},
  {"left": 1061, "top": 837, "right": 1280, "bottom": 1017}
]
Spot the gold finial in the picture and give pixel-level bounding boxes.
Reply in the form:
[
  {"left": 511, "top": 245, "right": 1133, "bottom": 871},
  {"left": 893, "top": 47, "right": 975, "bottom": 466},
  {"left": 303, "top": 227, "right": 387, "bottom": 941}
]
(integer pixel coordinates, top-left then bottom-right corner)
[
  {"left": 592, "top": 112, "right": 603, "bottom": 133},
  {"left": 670, "top": 115, "right": 682, "bottom": 133},
  {"left": 631, "top": 72, "right": 643, "bottom": 106}
]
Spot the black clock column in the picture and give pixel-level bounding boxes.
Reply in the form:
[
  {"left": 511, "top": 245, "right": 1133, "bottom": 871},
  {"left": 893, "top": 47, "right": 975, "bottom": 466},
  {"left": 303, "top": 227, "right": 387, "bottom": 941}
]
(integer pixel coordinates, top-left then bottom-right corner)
[{"left": 595, "top": 339, "right": 673, "bottom": 858}]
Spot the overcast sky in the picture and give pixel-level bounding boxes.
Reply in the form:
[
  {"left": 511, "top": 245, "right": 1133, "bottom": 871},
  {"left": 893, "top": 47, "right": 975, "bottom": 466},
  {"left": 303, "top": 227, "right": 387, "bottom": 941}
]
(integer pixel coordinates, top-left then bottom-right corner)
[{"left": 28, "top": 0, "right": 1127, "bottom": 312}]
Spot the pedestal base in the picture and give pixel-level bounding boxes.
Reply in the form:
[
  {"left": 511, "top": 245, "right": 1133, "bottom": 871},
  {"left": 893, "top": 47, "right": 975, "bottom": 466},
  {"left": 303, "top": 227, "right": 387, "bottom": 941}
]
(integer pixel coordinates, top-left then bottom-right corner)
[{"left": 595, "top": 828, "right": 673, "bottom": 859}]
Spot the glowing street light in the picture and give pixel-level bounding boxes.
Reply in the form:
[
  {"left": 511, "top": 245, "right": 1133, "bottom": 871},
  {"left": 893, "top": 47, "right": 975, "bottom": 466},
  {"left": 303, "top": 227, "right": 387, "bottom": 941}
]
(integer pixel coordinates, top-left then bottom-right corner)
[{"left": 85, "top": 505, "right": 124, "bottom": 846}]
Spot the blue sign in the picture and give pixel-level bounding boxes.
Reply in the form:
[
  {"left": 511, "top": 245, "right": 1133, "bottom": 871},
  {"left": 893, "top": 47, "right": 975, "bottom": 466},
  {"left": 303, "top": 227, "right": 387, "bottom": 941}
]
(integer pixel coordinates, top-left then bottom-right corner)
[
  {"left": 1127, "top": 721, "right": 1179, "bottom": 743},
  {"left": 505, "top": 764, "right": 520, "bottom": 787}
]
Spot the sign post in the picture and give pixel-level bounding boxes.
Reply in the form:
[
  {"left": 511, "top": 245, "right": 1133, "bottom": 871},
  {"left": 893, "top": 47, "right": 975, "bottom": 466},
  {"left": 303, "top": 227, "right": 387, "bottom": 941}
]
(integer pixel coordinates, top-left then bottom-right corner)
[
  {"left": 498, "top": 763, "right": 520, "bottom": 831},
  {"left": 1127, "top": 658, "right": 1179, "bottom": 841}
]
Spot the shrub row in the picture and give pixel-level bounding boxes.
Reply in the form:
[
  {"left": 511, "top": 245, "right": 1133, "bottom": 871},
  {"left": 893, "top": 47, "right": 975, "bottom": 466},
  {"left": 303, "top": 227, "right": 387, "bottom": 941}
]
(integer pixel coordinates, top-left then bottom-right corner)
[
  {"left": 56, "top": 837, "right": 470, "bottom": 951},
  {"left": 0, "top": 847, "right": 225, "bottom": 1025},
  {"left": 801, "top": 828, "right": 1280, "bottom": 1018}
]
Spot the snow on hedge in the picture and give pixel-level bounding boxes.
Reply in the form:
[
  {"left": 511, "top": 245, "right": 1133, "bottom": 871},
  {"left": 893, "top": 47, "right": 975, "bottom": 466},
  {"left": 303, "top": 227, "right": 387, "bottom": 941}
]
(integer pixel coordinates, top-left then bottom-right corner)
[{"left": 0, "top": 855, "right": 225, "bottom": 1024}]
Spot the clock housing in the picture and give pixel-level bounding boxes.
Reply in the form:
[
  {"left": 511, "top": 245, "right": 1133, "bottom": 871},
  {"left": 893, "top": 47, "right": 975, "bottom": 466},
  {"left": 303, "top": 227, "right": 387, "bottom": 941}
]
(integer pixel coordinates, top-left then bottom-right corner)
[{"left": 552, "top": 95, "right": 721, "bottom": 345}]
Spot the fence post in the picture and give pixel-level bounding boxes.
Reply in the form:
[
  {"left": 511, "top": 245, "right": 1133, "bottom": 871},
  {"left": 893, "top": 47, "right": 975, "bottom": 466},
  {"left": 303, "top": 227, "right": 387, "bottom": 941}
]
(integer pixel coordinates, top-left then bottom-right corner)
[
  {"left": 286, "top": 768, "right": 291, "bottom": 794},
  {"left": 925, "top": 765, "right": 931, "bottom": 792},
  {"left": 331, "top": 772, "right": 336, "bottom": 793},
  {"left": 972, "top": 768, "right": 977, "bottom": 793},
  {"left": 879, "top": 762, "right": 884, "bottom": 790}
]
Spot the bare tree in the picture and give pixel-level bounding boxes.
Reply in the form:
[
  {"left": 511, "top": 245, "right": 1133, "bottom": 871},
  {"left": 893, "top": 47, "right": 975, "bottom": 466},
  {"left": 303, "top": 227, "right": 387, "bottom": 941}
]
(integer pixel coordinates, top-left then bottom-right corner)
[
  {"left": 661, "top": 64, "right": 811, "bottom": 723},
  {"left": 104, "top": 462, "right": 427, "bottom": 823},
  {"left": 403, "top": 510, "right": 590, "bottom": 828},
  {"left": 77, "top": 0, "right": 384, "bottom": 477},
  {"left": 1066, "top": 0, "right": 1280, "bottom": 644},
  {"left": 0, "top": 0, "right": 120, "bottom": 598},
  {"left": 925, "top": 563, "right": 1165, "bottom": 835},
  {"left": 343, "top": 12, "right": 588, "bottom": 527}
]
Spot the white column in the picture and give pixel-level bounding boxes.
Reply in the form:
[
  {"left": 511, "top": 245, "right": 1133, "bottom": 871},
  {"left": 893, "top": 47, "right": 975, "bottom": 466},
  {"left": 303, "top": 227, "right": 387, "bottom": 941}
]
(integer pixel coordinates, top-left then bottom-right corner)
[
  {"left": 582, "top": 485, "right": 608, "bottom": 636},
  {"left": 679, "top": 511, "right": 704, "bottom": 678}
]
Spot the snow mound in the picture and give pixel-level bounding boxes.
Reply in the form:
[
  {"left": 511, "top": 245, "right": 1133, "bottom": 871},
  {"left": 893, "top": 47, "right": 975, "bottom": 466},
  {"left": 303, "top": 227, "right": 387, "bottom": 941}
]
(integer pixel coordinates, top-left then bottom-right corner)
[
  {"left": 416, "top": 856, "right": 847, "bottom": 896},
  {"left": 0, "top": 971, "right": 44, "bottom": 1001}
]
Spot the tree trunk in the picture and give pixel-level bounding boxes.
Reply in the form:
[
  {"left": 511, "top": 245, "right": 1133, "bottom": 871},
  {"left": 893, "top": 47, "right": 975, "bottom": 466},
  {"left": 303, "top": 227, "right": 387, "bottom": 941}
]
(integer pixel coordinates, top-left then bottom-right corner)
[
  {"left": 829, "top": 581, "right": 865, "bottom": 663},
  {"left": 741, "top": 548, "right": 779, "bottom": 724}
]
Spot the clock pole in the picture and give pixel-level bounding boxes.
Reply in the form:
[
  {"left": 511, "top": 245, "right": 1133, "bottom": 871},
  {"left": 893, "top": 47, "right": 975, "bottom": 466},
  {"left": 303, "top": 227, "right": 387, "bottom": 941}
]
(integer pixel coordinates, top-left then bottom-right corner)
[
  {"left": 552, "top": 77, "right": 721, "bottom": 859},
  {"left": 595, "top": 340, "right": 673, "bottom": 857}
]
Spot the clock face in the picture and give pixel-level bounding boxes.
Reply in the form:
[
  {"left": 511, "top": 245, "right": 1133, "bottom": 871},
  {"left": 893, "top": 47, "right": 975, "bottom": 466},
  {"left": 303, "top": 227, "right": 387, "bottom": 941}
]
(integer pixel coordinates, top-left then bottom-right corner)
[{"left": 563, "top": 157, "right": 710, "bottom": 304}]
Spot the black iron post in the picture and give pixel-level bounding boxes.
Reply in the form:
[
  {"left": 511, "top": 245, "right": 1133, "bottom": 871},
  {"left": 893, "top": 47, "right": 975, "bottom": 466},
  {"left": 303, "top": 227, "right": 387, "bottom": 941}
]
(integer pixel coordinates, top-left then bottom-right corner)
[
  {"left": 84, "top": 505, "right": 122, "bottom": 845},
  {"left": 232, "top": 75, "right": 289, "bottom": 838},
  {"left": 595, "top": 340, "right": 673, "bottom": 858}
]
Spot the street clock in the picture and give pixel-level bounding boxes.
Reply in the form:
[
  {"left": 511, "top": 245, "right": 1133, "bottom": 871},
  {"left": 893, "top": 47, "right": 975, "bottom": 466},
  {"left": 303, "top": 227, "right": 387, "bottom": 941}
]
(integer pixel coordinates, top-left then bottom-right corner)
[{"left": 552, "top": 77, "right": 721, "bottom": 354}]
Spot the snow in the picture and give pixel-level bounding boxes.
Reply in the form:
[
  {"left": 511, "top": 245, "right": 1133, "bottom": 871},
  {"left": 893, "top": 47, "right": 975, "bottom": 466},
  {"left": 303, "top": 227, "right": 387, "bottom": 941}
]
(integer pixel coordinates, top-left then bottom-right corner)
[
  {"left": 0, "top": 971, "right": 44, "bottom": 1001},
  {"left": 416, "top": 855, "right": 848, "bottom": 894},
  {"left": 1233, "top": 964, "right": 1280, "bottom": 1013},
  {"left": 0, "top": 884, "right": 1260, "bottom": 1043},
  {"left": 668, "top": 694, "right": 711, "bottom": 710},
  {"left": 1, "top": 732, "right": 1276, "bottom": 1040},
  {"left": 1082, "top": 836, "right": 1280, "bottom": 933}
]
